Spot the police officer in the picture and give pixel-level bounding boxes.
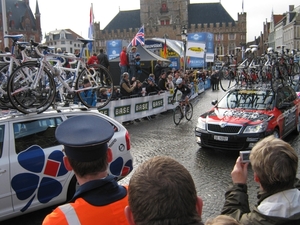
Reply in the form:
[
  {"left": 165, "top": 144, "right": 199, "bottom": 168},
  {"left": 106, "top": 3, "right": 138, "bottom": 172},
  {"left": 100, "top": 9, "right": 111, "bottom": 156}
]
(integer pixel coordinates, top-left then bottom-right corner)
[{"left": 42, "top": 115, "right": 129, "bottom": 225}]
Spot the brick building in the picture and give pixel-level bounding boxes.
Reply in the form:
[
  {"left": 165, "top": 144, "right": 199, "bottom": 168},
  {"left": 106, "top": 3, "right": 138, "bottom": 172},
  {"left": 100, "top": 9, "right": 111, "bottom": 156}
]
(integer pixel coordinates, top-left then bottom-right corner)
[
  {"left": 94, "top": 1, "right": 247, "bottom": 61},
  {"left": 0, "top": 0, "right": 42, "bottom": 50}
]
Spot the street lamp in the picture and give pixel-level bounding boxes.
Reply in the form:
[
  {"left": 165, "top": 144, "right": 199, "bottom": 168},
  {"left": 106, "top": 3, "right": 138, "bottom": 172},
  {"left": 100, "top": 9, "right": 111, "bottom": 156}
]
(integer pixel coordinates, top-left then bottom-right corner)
[{"left": 181, "top": 25, "right": 188, "bottom": 72}]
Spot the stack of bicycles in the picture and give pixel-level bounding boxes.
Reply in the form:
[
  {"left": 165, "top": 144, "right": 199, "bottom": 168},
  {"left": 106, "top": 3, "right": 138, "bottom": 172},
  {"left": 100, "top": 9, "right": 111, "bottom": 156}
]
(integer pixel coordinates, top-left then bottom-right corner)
[
  {"left": 0, "top": 34, "right": 114, "bottom": 114},
  {"left": 217, "top": 45, "right": 300, "bottom": 92}
]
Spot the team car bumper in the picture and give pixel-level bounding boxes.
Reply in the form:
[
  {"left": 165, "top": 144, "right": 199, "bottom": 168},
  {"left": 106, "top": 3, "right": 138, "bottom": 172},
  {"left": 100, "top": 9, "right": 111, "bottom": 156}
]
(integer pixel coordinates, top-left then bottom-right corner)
[{"left": 195, "top": 129, "right": 266, "bottom": 151}]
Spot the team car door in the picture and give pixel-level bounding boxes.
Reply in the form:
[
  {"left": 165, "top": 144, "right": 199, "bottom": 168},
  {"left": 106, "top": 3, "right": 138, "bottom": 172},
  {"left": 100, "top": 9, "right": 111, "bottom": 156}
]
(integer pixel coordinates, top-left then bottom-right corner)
[
  {"left": 276, "top": 86, "right": 297, "bottom": 135},
  {"left": 9, "top": 117, "right": 71, "bottom": 214},
  {"left": 0, "top": 123, "right": 13, "bottom": 217}
]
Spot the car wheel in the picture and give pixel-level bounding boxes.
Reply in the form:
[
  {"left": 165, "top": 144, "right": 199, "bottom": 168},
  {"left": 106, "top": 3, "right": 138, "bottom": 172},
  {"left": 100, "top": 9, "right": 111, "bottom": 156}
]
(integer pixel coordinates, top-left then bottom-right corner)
[{"left": 273, "top": 128, "right": 280, "bottom": 138}]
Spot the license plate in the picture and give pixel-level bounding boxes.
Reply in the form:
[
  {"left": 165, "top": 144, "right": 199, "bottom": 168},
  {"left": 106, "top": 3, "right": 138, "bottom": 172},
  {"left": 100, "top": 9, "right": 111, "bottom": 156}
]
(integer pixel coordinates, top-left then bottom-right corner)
[{"left": 214, "top": 135, "right": 228, "bottom": 141}]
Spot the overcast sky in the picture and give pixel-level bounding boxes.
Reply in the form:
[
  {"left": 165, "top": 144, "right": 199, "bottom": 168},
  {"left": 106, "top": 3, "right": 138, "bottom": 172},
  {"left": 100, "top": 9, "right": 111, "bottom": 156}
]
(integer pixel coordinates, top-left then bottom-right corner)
[{"left": 30, "top": 0, "right": 299, "bottom": 42}]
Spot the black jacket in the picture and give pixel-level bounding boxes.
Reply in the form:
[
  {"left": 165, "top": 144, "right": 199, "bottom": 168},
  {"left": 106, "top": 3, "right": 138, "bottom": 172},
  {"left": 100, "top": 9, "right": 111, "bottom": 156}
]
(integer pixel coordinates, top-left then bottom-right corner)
[{"left": 97, "top": 53, "right": 109, "bottom": 68}]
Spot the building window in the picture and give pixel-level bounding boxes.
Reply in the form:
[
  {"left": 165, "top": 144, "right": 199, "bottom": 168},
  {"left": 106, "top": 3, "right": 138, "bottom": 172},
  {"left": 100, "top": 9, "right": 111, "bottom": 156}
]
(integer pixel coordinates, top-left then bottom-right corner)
[
  {"left": 61, "top": 41, "right": 65, "bottom": 44},
  {"left": 215, "top": 34, "right": 223, "bottom": 41},
  {"left": 24, "top": 18, "right": 31, "bottom": 31},
  {"left": 228, "top": 33, "right": 236, "bottom": 40},
  {"left": 160, "top": 19, "right": 169, "bottom": 26},
  {"left": 70, "top": 41, "right": 72, "bottom": 44},
  {"left": 70, "top": 47, "right": 73, "bottom": 53},
  {"left": 60, "top": 32, "right": 66, "bottom": 39},
  {"left": 160, "top": 3, "right": 168, "bottom": 13},
  {"left": 216, "top": 46, "right": 223, "bottom": 56},
  {"left": 297, "top": 27, "right": 300, "bottom": 38},
  {"left": 228, "top": 43, "right": 235, "bottom": 55}
]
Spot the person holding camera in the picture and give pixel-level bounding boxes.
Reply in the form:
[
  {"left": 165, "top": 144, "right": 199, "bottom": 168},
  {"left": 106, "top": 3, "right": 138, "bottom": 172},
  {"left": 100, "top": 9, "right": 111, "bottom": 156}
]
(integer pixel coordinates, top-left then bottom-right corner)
[{"left": 221, "top": 136, "right": 300, "bottom": 225}]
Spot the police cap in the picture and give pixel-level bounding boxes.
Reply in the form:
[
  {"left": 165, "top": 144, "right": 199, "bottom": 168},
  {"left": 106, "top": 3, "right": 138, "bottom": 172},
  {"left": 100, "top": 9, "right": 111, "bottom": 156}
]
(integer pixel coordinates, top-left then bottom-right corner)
[{"left": 55, "top": 115, "right": 114, "bottom": 162}]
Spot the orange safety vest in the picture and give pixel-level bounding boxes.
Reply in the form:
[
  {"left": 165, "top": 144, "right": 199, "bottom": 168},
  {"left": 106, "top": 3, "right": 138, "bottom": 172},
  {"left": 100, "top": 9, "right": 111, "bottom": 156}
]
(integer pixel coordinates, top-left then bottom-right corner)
[{"left": 42, "top": 187, "right": 129, "bottom": 225}]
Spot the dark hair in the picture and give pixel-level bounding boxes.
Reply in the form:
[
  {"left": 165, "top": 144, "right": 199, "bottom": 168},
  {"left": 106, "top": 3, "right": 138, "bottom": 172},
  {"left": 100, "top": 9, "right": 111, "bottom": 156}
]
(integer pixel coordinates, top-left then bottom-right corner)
[
  {"left": 68, "top": 153, "right": 108, "bottom": 177},
  {"left": 100, "top": 49, "right": 104, "bottom": 53}
]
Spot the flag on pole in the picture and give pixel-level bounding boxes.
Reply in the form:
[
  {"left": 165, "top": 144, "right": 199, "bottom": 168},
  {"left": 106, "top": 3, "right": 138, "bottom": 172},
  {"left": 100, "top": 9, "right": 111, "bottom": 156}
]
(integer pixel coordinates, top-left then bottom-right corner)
[
  {"left": 129, "top": 25, "right": 145, "bottom": 47},
  {"left": 163, "top": 37, "right": 167, "bottom": 58},
  {"left": 88, "top": 3, "right": 94, "bottom": 56}
]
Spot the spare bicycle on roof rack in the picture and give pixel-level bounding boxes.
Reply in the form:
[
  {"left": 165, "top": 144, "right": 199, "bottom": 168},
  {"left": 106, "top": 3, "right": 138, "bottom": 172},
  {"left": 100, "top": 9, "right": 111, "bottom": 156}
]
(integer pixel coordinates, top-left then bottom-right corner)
[
  {"left": 217, "top": 45, "right": 300, "bottom": 93},
  {"left": 6, "top": 38, "right": 114, "bottom": 114},
  {"left": 0, "top": 34, "right": 36, "bottom": 110}
]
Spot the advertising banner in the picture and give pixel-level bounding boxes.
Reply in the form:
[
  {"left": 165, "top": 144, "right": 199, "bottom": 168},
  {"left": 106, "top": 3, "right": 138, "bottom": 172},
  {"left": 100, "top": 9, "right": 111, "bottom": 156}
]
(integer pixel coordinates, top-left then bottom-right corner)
[
  {"left": 98, "top": 82, "right": 205, "bottom": 123},
  {"left": 186, "top": 32, "right": 214, "bottom": 68},
  {"left": 186, "top": 42, "right": 206, "bottom": 58},
  {"left": 106, "top": 40, "right": 123, "bottom": 60}
]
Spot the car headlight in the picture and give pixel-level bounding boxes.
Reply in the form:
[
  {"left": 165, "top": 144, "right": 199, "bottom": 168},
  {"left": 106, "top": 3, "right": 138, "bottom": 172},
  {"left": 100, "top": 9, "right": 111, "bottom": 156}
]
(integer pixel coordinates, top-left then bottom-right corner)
[
  {"left": 196, "top": 118, "right": 206, "bottom": 131},
  {"left": 243, "top": 122, "right": 268, "bottom": 133}
]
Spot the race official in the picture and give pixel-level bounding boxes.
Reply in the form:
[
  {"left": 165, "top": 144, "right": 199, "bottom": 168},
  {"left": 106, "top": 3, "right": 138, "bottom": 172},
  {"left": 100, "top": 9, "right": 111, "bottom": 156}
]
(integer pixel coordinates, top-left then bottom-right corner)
[{"left": 42, "top": 115, "right": 129, "bottom": 225}]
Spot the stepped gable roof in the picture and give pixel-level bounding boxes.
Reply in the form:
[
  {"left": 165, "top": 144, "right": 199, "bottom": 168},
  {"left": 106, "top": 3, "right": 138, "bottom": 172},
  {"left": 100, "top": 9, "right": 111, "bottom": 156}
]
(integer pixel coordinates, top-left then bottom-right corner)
[
  {"left": 188, "top": 3, "right": 236, "bottom": 27},
  {"left": 0, "top": 0, "right": 37, "bottom": 30},
  {"left": 104, "top": 9, "right": 141, "bottom": 32}
]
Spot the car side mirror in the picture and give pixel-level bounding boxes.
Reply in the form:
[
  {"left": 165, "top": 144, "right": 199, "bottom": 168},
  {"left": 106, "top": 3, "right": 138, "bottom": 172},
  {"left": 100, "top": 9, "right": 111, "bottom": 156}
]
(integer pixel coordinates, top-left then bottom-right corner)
[{"left": 211, "top": 100, "right": 218, "bottom": 105}]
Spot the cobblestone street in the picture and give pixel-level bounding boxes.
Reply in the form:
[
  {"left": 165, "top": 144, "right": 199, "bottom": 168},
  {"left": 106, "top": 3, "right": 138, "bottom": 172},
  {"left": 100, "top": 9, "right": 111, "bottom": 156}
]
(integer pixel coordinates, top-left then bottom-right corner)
[{"left": 3, "top": 88, "right": 300, "bottom": 224}]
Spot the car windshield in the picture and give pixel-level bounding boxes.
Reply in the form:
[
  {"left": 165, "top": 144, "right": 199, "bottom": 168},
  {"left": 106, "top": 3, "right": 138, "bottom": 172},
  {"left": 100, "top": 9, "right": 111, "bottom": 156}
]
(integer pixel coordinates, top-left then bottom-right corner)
[{"left": 217, "top": 89, "right": 275, "bottom": 110}]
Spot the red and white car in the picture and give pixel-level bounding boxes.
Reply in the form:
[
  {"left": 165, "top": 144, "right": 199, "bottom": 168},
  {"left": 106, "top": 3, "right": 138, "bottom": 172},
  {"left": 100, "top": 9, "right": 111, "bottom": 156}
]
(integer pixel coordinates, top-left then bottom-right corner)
[
  {"left": 0, "top": 107, "right": 133, "bottom": 221},
  {"left": 195, "top": 85, "right": 300, "bottom": 151}
]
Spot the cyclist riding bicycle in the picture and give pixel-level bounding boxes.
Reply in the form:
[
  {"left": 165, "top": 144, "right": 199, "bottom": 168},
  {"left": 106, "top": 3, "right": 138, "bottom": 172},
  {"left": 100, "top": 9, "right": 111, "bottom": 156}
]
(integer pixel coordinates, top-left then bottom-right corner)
[{"left": 172, "top": 77, "right": 191, "bottom": 108}]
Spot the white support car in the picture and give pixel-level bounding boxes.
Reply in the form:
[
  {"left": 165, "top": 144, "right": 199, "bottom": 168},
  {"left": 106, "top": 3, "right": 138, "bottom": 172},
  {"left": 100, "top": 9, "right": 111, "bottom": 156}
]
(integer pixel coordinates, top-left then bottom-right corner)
[{"left": 0, "top": 107, "right": 133, "bottom": 222}]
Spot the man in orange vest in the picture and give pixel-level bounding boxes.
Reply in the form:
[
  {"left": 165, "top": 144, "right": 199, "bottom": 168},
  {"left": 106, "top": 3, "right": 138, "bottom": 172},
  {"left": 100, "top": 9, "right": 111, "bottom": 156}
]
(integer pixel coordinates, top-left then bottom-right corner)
[{"left": 43, "top": 115, "right": 129, "bottom": 225}]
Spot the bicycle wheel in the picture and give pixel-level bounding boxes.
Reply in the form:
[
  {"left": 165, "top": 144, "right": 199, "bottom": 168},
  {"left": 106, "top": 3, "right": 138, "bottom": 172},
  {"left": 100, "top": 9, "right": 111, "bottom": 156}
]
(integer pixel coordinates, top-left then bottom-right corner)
[
  {"left": 76, "top": 65, "right": 113, "bottom": 109},
  {"left": 289, "top": 63, "right": 300, "bottom": 87},
  {"left": 0, "top": 64, "right": 11, "bottom": 108},
  {"left": 270, "top": 64, "right": 287, "bottom": 92},
  {"left": 219, "top": 70, "right": 236, "bottom": 91},
  {"left": 185, "top": 103, "right": 193, "bottom": 121},
  {"left": 7, "top": 62, "right": 56, "bottom": 114},
  {"left": 173, "top": 106, "right": 182, "bottom": 125},
  {"left": 0, "top": 63, "right": 17, "bottom": 109}
]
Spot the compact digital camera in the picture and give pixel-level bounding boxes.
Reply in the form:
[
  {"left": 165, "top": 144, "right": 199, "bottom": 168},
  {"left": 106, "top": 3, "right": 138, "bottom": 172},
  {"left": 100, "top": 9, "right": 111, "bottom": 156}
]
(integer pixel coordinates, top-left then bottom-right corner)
[{"left": 240, "top": 151, "right": 251, "bottom": 163}]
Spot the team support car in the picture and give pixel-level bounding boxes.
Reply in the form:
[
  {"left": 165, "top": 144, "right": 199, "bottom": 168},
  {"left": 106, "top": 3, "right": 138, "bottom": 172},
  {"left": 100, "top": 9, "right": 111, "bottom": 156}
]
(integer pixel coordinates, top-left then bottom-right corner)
[
  {"left": 195, "top": 85, "right": 300, "bottom": 151},
  {"left": 0, "top": 107, "right": 133, "bottom": 222}
]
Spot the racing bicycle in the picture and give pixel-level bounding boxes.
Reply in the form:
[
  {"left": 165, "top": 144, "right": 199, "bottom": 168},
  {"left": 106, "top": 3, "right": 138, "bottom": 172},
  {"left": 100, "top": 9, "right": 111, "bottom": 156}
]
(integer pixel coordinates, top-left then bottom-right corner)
[
  {"left": 7, "top": 38, "right": 113, "bottom": 114},
  {"left": 172, "top": 100, "right": 193, "bottom": 125}
]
